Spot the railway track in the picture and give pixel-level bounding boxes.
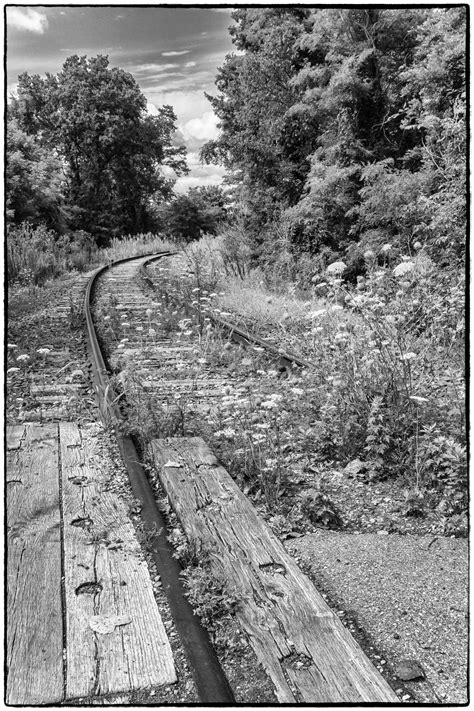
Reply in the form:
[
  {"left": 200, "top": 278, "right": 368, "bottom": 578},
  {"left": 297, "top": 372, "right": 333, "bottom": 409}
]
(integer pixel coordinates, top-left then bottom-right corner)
[
  {"left": 6, "top": 248, "right": 465, "bottom": 705},
  {"left": 85, "top": 251, "right": 399, "bottom": 704}
]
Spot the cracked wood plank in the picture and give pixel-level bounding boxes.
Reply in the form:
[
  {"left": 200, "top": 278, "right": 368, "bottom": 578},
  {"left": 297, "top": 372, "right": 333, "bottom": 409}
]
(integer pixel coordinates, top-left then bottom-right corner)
[
  {"left": 6, "top": 423, "right": 64, "bottom": 705},
  {"left": 60, "top": 422, "right": 176, "bottom": 699},
  {"left": 152, "top": 436, "right": 399, "bottom": 704}
]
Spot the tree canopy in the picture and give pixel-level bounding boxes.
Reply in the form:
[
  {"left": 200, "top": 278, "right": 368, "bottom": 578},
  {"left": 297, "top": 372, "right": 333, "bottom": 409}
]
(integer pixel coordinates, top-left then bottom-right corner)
[
  {"left": 202, "top": 7, "right": 466, "bottom": 268},
  {"left": 9, "top": 54, "right": 188, "bottom": 243}
]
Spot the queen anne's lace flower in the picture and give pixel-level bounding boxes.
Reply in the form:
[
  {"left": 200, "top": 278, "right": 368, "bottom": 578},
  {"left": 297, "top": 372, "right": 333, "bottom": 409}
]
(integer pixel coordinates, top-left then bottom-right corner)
[
  {"left": 393, "top": 261, "right": 414, "bottom": 277},
  {"left": 326, "top": 261, "right": 347, "bottom": 275}
]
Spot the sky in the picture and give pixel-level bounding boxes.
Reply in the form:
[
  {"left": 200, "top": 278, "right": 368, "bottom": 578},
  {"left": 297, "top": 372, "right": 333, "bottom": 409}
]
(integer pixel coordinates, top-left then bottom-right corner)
[{"left": 5, "top": 5, "right": 237, "bottom": 192}]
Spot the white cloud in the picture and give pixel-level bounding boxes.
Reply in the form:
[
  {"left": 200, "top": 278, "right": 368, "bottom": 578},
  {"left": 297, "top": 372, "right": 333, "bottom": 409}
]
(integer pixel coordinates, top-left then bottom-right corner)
[
  {"left": 174, "top": 170, "right": 225, "bottom": 193},
  {"left": 180, "top": 112, "right": 219, "bottom": 143},
  {"left": 185, "top": 61, "right": 197, "bottom": 68},
  {"left": 7, "top": 7, "right": 48, "bottom": 33},
  {"left": 162, "top": 50, "right": 190, "bottom": 57},
  {"left": 131, "top": 63, "right": 180, "bottom": 74},
  {"left": 146, "top": 90, "right": 211, "bottom": 126},
  {"left": 146, "top": 101, "right": 160, "bottom": 116}
]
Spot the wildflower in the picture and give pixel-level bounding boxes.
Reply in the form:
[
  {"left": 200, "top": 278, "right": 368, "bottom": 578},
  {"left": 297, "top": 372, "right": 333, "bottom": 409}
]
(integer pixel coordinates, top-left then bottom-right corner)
[
  {"left": 222, "top": 428, "right": 235, "bottom": 438},
  {"left": 16, "top": 354, "right": 30, "bottom": 362},
  {"left": 7, "top": 343, "right": 18, "bottom": 350},
  {"left": 307, "top": 309, "right": 324, "bottom": 320},
  {"left": 381, "top": 243, "right": 392, "bottom": 253},
  {"left": 145, "top": 308, "right": 153, "bottom": 317},
  {"left": 400, "top": 352, "right": 417, "bottom": 361},
  {"left": 121, "top": 322, "right": 130, "bottom": 328},
  {"left": 409, "top": 395, "right": 429, "bottom": 403},
  {"left": 363, "top": 250, "right": 375, "bottom": 260},
  {"left": 136, "top": 326, "right": 143, "bottom": 332},
  {"left": 326, "top": 261, "right": 347, "bottom": 275},
  {"left": 36, "top": 347, "right": 51, "bottom": 356},
  {"left": 148, "top": 329, "right": 156, "bottom": 337},
  {"left": 393, "top": 261, "right": 414, "bottom": 277},
  {"left": 291, "top": 388, "right": 304, "bottom": 396},
  {"left": 413, "top": 242, "right": 422, "bottom": 251},
  {"left": 7, "top": 367, "right": 20, "bottom": 374}
]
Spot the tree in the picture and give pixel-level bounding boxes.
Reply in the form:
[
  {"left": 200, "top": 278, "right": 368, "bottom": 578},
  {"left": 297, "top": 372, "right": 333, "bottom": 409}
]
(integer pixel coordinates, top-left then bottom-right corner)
[
  {"left": 201, "top": 8, "right": 318, "bottom": 242},
  {"left": 159, "top": 185, "right": 228, "bottom": 242},
  {"left": 11, "top": 55, "right": 188, "bottom": 243},
  {"left": 6, "top": 115, "right": 67, "bottom": 231}
]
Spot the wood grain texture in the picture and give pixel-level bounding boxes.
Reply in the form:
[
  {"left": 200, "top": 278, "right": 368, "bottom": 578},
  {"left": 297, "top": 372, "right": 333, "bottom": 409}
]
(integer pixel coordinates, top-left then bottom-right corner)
[
  {"left": 60, "top": 422, "right": 176, "bottom": 699},
  {"left": 152, "top": 436, "right": 399, "bottom": 703},
  {"left": 6, "top": 423, "right": 64, "bottom": 705}
]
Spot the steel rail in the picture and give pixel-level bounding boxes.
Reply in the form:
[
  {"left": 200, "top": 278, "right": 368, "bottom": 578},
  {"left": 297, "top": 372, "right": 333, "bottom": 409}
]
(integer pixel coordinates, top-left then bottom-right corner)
[
  {"left": 83, "top": 252, "right": 235, "bottom": 703},
  {"left": 141, "top": 256, "right": 313, "bottom": 371}
]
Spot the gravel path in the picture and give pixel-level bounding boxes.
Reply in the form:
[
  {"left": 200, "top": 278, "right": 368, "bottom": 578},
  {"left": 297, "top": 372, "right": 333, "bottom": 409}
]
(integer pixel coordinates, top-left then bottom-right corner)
[{"left": 286, "top": 531, "right": 468, "bottom": 704}]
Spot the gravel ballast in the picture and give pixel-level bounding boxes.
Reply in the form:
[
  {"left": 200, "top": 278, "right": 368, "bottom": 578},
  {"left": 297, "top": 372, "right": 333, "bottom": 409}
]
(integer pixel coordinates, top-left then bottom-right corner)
[{"left": 286, "top": 531, "right": 468, "bottom": 704}]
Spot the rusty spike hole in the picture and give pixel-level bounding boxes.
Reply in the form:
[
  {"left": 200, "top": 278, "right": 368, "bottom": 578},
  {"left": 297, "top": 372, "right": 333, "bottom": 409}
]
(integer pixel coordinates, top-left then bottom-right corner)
[
  {"left": 69, "top": 476, "right": 88, "bottom": 486},
  {"left": 259, "top": 561, "right": 287, "bottom": 576},
  {"left": 70, "top": 516, "right": 93, "bottom": 529},
  {"left": 282, "top": 650, "right": 314, "bottom": 670},
  {"left": 75, "top": 581, "right": 103, "bottom": 596}
]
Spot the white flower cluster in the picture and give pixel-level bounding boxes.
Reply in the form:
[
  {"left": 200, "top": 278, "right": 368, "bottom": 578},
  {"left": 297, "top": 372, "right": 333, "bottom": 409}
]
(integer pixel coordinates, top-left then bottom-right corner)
[
  {"left": 326, "top": 261, "right": 347, "bottom": 275},
  {"left": 393, "top": 261, "right": 414, "bottom": 277}
]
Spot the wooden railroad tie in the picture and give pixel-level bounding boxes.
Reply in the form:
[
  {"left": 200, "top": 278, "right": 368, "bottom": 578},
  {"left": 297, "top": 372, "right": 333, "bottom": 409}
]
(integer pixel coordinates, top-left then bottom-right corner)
[
  {"left": 152, "top": 436, "right": 399, "bottom": 704},
  {"left": 6, "top": 423, "right": 176, "bottom": 705}
]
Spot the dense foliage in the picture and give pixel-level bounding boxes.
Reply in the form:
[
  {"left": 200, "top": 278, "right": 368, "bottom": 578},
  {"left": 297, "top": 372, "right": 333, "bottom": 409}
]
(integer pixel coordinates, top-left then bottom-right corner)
[
  {"left": 157, "top": 186, "right": 228, "bottom": 242},
  {"left": 203, "top": 8, "right": 466, "bottom": 270},
  {"left": 8, "top": 55, "right": 188, "bottom": 243}
]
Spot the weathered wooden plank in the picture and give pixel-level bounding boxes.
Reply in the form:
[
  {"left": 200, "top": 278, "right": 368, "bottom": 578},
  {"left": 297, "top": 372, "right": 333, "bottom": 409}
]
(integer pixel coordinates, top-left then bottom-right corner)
[
  {"left": 152, "top": 437, "right": 399, "bottom": 704},
  {"left": 6, "top": 423, "right": 64, "bottom": 705},
  {"left": 60, "top": 422, "right": 176, "bottom": 699},
  {"left": 6, "top": 424, "right": 26, "bottom": 451}
]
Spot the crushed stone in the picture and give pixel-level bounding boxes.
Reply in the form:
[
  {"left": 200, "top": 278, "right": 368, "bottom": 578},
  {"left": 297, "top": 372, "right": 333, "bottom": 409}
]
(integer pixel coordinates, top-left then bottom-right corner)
[{"left": 286, "top": 530, "right": 468, "bottom": 704}]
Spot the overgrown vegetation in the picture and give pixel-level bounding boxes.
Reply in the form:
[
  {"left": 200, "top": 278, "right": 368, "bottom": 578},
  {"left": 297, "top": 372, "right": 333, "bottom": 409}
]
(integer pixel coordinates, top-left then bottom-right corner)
[
  {"left": 203, "top": 8, "right": 465, "bottom": 274},
  {"left": 6, "top": 8, "right": 466, "bottom": 535}
]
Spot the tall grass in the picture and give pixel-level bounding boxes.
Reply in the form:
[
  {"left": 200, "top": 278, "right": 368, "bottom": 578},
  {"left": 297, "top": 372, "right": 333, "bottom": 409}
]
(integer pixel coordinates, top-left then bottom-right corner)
[
  {"left": 100, "top": 233, "right": 175, "bottom": 263},
  {"left": 7, "top": 223, "right": 175, "bottom": 287}
]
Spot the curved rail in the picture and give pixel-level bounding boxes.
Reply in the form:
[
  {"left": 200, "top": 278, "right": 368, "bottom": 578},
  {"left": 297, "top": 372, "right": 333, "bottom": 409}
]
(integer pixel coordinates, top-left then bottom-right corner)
[
  {"left": 84, "top": 252, "right": 235, "bottom": 703},
  {"left": 141, "top": 255, "right": 313, "bottom": 370}
]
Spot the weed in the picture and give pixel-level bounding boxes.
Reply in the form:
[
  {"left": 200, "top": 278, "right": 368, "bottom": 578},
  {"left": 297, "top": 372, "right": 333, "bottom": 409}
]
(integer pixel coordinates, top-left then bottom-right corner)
[{"left": 180, "top": 555, "right": 241, "bottom": 649}]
